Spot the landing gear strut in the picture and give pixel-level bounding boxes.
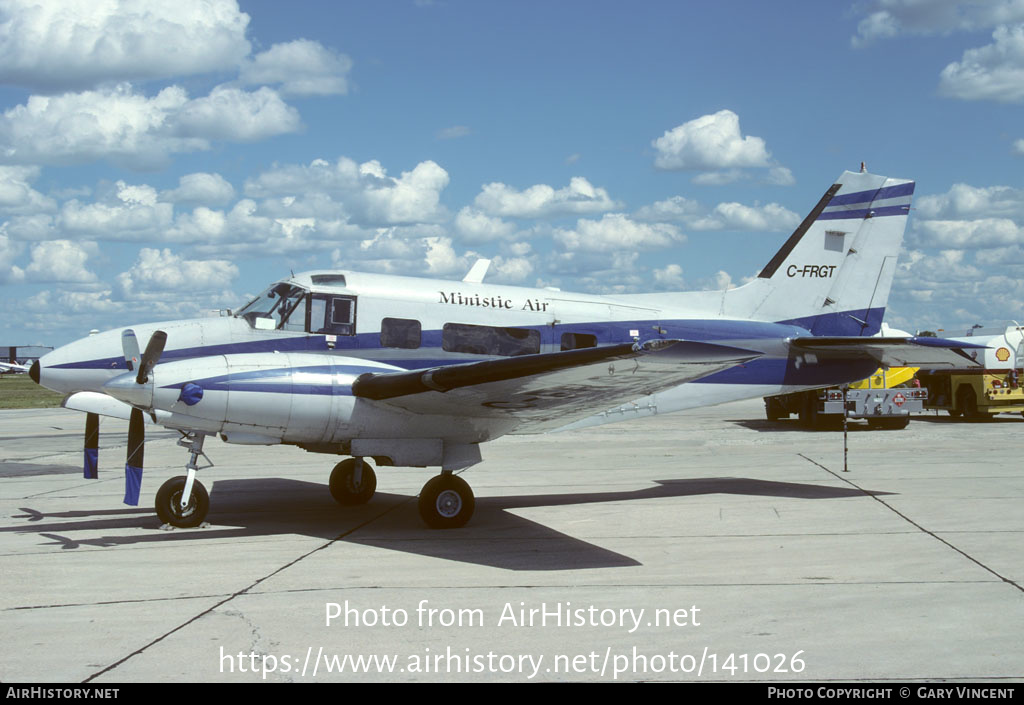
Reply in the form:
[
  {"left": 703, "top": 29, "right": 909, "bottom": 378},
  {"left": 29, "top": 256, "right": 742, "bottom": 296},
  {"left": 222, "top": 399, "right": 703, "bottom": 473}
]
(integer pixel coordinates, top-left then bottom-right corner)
[{"left": 156, "top": 432, "right": 213, "bottom": 528}]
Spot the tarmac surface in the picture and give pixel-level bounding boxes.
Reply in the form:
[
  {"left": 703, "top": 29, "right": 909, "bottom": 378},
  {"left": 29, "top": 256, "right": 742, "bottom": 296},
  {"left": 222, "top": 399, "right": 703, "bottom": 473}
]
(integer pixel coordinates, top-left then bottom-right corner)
[{"left": 1, "top": 398, "right": 1022, "bottom": 683}]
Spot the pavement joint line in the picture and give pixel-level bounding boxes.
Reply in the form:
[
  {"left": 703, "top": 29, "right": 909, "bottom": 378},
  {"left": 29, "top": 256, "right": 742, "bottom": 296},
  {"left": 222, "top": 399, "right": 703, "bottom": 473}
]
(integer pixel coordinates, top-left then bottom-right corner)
[
  {"left": 6, "top": 578, "right": 1008, "bottom": 613},
  {"left": 797, "top": 453, "right": 1023, "bottom": 595},
  {"left": 81, "top": 494, "right": 414, "bottom": 683}
]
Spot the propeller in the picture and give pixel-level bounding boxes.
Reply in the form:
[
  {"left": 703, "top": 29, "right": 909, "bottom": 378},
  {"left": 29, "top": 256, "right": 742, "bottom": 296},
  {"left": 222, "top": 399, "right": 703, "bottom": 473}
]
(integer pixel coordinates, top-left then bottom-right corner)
[
  {"left": 118, "top": 329, "right": 167, "bottom": 506},
  {"left": 136, "top": 330, "right": 167, "bottom": 384},
  {"left": 84, "top": 412, "right": 99, "bottom": 479}
]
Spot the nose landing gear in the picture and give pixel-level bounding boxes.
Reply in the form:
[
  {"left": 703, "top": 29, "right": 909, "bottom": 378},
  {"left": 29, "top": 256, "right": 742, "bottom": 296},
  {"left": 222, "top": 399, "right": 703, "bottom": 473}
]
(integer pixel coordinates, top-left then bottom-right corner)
[{"left": 156, "top": 432, "right": 213, "bottom": 528}]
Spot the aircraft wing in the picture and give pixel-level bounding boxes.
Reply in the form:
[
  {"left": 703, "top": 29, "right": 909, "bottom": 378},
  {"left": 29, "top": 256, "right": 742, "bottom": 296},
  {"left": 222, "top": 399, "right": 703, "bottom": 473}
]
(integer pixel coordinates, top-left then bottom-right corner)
[
  {"left": 790, "top": 336, "right": 986, "bottom": 368},
  {"left": 352, "top": 339, "right": 761, "bottom": 433}
]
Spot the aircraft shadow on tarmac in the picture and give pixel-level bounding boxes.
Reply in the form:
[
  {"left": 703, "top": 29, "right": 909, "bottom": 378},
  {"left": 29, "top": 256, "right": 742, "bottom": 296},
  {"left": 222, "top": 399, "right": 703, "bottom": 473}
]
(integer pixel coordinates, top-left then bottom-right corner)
[{"left": 6, "top": 477, "right": 890, "bottom": 571}]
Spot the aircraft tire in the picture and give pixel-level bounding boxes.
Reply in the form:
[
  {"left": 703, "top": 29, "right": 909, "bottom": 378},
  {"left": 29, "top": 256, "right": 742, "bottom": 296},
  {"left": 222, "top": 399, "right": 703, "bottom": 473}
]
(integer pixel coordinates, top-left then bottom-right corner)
[
  {"left": 418, "top": 474, "right": 474, "bottom": 529},
  {"left": 155, "top": 476, "right": 209, "bottom": 528},
  {"left": 329, "top": 459, "right": 377, "bottom": 505}
]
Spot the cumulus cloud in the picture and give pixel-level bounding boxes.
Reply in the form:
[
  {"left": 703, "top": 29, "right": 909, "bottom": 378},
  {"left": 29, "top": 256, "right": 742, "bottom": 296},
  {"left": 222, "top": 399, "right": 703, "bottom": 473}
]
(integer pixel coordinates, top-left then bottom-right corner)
[
  {"left": 59, "top": 180, "right": 173, "bottom": 240},
  {"left": 938, "top": 23, "right": 1024, "bottom": 102},
  {"left": 488, "top": 254, "right": 533, "bottom": 284},
  {"left": 553, "top": 213, "right": 684, "bottom": 253},
  {"left": 174, "top": 85, "right": 301, "bottom": 141},
  {"left": 24, "top": 239, "right": 98, "bottom": 283},
  {"left": 330, "top": 228, "right": 469, "bottom": 277},
  {"left": 850, "top": 0, "right": 1024, "bottom": 47},
  {"left": 361, "top": 160, "right": 450, "bottom": 224},
  {"left": 653, "top": 263, "right": 686, "bottom": 288},
  {"left": 889, "top": 247, "right": 1024, "bottom": 328},
  {"left": 765, "top": 166, "right": 796, "bottom": 186},
  {"left": 0, "top": 230, "right": 25, "bottom": 282},
  {"left": 916, "top": 183, "right": 1024, "bottom": 219},
  {"left": 0, "top": 0, "right": 252, "bottom": 91},
  {"left": 635, "top": 195, "right": 798, "bottom": 231},
  {"left": 244, "top": 157, "right": 450, "bottom": 226},
  {"left": 0, "top": 83, "right": 300, "bottom": 169},
  {"left": 165, "top": 199, "right": 293, "bottom": 249},
  {"left": 913, "top": 218, "right": 1024, "bottom": 248},
  {"left": 454, "top": 207, "right": 516, "bottom": 243},
  {"left": 473, "top": 176, "right": 620, "bottom": 218},
  {"left": 116, "top": 247, "right": 238, "bottom": 297},
  {"left": 634, "top": 195, "right": 702, "bottom": 222},
  {"left": 689, "top": 202, "right": 800, "bottom": 232},
  {"left": 239, "top": 39, "right": 353, "bottom": 96},
  {"left": 652, "top": 110, "right": 772, "bottom": 172},
  {"left": 0, "top": 165, "right": 56, "bottom": 214},
  {"left": 161, "top": 172, "right": 236, "bottom": 206}
]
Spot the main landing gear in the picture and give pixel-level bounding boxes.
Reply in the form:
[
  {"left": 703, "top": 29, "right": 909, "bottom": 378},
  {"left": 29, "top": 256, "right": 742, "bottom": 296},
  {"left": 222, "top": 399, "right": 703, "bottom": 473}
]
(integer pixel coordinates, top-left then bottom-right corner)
[
  {"left": 329, "top": 458, "right": 377, "bottom": 505},
  {"left": 327, "top": 457, "right": 475, "bottom": 529},
  {"left": 156, "top": 433, "right": 213, "bottom": 528},
  {"left": 418, "top": 473, "right": 474, "bottom": 529}
]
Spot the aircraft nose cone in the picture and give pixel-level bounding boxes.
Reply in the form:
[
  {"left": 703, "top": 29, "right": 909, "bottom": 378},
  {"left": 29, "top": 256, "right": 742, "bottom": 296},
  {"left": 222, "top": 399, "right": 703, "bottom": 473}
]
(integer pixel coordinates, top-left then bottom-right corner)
[{"left": 29, "top": 360, "right": 39, "bottom": 384}]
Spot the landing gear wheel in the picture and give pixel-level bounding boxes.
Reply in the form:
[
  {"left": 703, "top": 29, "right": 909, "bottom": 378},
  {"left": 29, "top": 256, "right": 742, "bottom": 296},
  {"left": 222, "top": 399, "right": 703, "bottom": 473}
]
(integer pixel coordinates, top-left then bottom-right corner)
[
  {"left": 418, "top": 474, "right": 474, "bottom": 529},
  {"left": 330, "top": 458, "right": 377, "bottom": 505},
  {"left": 155, "top": 476, "right": 209, "bottom": 528}
]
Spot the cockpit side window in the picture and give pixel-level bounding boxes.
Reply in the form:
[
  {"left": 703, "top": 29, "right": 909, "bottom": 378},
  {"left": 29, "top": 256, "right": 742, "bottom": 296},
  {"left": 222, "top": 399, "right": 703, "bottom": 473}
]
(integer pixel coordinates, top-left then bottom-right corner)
[
  {"left": 236, "top": 283, "right": 309, "bottom": 331},
  {"left": 281, "top": 294, "right": 308, "bottom": 331},
  {"left": 310, "top": 294, "right": 357, "bottom": 336}
]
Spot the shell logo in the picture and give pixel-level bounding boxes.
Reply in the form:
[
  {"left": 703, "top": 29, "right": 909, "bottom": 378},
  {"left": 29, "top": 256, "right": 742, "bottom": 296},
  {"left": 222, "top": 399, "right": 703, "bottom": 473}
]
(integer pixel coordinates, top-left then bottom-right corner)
[{"left": 996, "top": 347, "right": 1011, "bottom": 362}]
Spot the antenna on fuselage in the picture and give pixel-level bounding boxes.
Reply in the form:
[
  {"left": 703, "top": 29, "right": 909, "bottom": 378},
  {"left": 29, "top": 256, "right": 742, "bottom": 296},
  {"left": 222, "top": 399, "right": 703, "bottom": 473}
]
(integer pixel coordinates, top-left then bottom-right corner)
[{"left": 463, "top": 259, "right": 491, "bottom": 284}]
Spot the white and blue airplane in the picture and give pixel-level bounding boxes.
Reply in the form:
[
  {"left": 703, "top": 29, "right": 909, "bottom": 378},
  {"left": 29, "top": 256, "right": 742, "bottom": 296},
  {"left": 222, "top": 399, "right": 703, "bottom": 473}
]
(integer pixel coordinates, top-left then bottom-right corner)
[
  {"left": 31, "top": 167, "right": 982, "bottom": 529},
  {"left": 0, "top": 361, "right": 30, "bottom": 374}
]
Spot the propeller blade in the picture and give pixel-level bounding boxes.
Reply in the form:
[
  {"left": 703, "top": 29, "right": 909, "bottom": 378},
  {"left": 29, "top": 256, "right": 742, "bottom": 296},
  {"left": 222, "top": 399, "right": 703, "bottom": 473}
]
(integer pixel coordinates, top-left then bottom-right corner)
[
  {"left": 84, "top": 413, "right": 99, "bottom": 479},
  {"left": 124, "top": 408, "right": 145, "bottom": 506},
  {"left": 136, "top": 330, "right": 167, "bottom": 384},
  {"left": 121, "top": 329, "right": 140, "bottom": 373}
]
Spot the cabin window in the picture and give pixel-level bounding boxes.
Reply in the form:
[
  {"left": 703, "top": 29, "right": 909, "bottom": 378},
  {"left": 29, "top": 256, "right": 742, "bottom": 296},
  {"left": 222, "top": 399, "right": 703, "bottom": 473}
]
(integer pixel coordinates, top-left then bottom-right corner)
[
  {"left": 560, "top": 332, "right": 597, "bottom": 351},
  {"left": 442, "top": 323, "right": 540, "bottom": 356},
  {"left": 381, "top": 317, "right": 421, "bottom": 349},
  {"left": 310, "top": 294, "right": 357, "bottom": 336}
]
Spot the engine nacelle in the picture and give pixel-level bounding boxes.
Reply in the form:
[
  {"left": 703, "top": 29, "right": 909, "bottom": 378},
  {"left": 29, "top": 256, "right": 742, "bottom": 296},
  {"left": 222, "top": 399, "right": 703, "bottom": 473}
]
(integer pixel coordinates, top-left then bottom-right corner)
[{"left": 141, "top": 352, "right": 406, "bottom": 444}]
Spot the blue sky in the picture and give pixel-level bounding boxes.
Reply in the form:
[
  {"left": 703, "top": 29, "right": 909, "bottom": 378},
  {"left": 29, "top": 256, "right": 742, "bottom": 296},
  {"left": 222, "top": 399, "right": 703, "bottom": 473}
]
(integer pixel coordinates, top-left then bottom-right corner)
[{"left": 1, "top": 0, "right": 1023, "bottom": 347}]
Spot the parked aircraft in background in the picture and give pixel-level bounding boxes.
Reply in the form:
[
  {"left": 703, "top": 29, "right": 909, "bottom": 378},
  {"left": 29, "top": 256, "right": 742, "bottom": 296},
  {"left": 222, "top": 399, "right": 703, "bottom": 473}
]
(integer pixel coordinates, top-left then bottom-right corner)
[
  {"left": 31, "top": 167, "right": 983, "bottom": 529},
  {"left": 0, "top": 360, "right": 30, "bottom": 374}
]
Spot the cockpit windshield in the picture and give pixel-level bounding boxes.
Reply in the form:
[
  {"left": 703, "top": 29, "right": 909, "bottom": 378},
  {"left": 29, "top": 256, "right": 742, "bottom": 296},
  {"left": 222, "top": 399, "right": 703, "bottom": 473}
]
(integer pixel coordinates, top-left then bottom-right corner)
[{"left": 235, "top": 282, "right": 309, "bottom": 330}]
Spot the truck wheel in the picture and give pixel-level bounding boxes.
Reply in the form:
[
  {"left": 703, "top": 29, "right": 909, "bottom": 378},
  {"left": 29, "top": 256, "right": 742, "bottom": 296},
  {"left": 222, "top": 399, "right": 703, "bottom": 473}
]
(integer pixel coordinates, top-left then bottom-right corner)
[
  {"left": 798, "top": 393, "right": 816, "bottom": 429},
  {"left": 956, "top": 386, "right": 982, "bottom": 420},
  {"left": 867, "top": 417, "right": 909, "bottom": 430}
]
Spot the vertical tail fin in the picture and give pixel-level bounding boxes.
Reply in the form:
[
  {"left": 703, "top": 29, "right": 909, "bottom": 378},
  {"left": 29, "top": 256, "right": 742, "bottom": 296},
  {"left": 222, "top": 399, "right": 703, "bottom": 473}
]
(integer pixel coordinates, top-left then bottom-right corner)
[{"left": 724, "top": 169, "right": 914, "bottom": 336}]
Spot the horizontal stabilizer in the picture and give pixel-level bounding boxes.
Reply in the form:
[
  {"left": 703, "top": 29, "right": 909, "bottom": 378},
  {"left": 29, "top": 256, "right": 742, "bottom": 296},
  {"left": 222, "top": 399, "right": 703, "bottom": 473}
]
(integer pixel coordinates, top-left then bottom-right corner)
[
  {"left": 790, "top": 336, "right": 986, "bottom": 368},
  {"left": 353, "top": 339, "right": 762, "bottom": 433}
]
